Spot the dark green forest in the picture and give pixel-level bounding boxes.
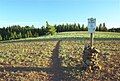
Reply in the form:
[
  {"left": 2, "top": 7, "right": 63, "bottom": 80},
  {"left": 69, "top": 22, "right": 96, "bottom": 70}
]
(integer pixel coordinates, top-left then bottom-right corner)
[{"left": 0, "top": 22, "right": 119, "bottom": 41}]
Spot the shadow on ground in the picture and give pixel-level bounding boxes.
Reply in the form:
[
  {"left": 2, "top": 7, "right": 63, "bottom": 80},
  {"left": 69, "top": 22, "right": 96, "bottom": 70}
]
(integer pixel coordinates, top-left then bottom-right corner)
[{"left": 0, "top": 40, "right": 84, "bottom": 81}]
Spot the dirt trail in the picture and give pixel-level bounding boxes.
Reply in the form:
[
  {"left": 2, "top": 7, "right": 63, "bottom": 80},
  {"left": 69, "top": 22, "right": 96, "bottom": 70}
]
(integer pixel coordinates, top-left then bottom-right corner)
[{"left": 0, "top": 40, "right": 81, "bottom": 81}]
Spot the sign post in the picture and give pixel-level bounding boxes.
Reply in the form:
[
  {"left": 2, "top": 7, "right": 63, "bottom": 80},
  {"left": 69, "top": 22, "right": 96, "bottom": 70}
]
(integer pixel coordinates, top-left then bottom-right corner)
[{"left": 88, "top": 18, "right": 96, "bottom": 47}]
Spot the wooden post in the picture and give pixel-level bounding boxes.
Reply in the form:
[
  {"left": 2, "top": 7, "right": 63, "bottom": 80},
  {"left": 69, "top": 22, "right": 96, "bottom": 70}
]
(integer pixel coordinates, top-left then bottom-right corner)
[{"left": 90, "top": 33, "right": 93, "bottom": 47}]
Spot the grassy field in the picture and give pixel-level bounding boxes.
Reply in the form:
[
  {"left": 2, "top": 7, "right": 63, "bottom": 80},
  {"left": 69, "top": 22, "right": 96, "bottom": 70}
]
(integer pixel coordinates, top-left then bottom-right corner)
[
  {"left": 1, "top": 31, "right": 120, "bottom": 43},
  {"left": 0, "top": 31, "right": 120, "bottom": 81}
]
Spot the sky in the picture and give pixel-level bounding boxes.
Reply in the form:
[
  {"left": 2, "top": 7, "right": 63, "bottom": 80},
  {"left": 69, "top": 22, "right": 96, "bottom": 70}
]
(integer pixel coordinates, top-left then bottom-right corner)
[{"left": 0, "top": 0, "right": 120, "bottom": 28}]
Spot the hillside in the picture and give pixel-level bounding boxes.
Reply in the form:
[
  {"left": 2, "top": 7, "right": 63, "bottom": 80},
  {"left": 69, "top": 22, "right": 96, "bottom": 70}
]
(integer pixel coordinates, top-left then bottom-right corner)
[{"left": 0, "top": 31, "right": 120, "bottom": 80}]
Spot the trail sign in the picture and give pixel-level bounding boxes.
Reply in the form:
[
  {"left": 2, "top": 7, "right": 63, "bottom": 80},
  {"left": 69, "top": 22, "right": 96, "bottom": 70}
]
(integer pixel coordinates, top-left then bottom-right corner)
[
  {"left": 88, "top": 18, "right": 96, "bottom": 33},
  {"left": 88, "top": 18, "right": 96, "bottom": 47}
]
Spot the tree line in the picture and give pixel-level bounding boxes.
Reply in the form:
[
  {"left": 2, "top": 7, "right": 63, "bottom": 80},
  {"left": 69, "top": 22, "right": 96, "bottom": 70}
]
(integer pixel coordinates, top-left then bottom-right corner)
[
  {"left": 0, "top": 21, "right": 119, "bottom": 41},
  {"left": 0, "top": 25, "right": 46, "bottom": 41},
  {"left": 108, "top": 28, "right": 120, "bottom": 32},
  {"left": 55, "top": 23, "right": 108, "bottom": 32}
]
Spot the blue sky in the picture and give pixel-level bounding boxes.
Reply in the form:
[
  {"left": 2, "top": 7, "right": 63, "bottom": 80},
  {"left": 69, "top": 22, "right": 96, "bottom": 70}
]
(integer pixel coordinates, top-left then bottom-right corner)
[{"left": 0, "top": 0, "right": 120, "bottom": 28}]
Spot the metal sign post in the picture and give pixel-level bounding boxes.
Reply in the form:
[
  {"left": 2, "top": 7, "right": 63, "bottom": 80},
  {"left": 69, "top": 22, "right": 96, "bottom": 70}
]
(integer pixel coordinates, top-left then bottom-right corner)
[{"left": 88, "top": 18, "right": 96, "bottom": 47}]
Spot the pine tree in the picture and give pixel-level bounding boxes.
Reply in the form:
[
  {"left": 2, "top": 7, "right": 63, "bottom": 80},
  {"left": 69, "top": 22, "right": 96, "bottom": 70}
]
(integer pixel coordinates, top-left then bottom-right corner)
[
  {"left": 45, "top": 21, "right": 56, "bottom": 35},
  {"left": 47, "top": 25, "right": 56, "bottom": 35},
  {"left": 103, "top": 23, "right": 107, "bottom": 31},
  {"left": 10, "top": 32, "right": 14, "bottom": 39},
  {"left": 99, "top": 23, "right": 102, "bottom": 31},
  {"left": 46, "top": 21, "right": 50, "bottom": 33},
  {"left": 81, "top": 24, "right": 85, "bottom": 31},
  {"left": 34, "top": 32, "right": 39, "bottom": 37},
  {"left": 13, "top": 32, "right": 17, "bottom": 39},
  {"left": 66, "top": 23, "right": 69, "bottom": 31},
  {"left": 18, "top": 32, "right": 22, "bottom": 39},
  {"left": 78, "top": 23, "right": 81, "bottom": 31},
  {"left": 96, "top": 26, "right": 99, "bottom": 31},
  {"left": 61, "top": 24, "right": 65, "bottom": 32},
  {"left": 73, "top": 23, "right": 77, "bottom": 31}
]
